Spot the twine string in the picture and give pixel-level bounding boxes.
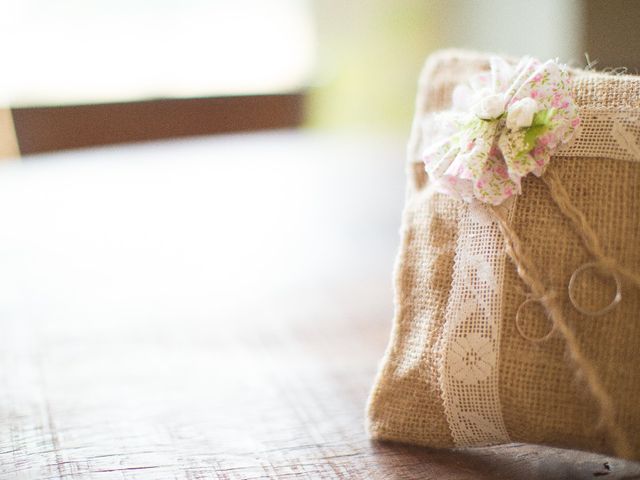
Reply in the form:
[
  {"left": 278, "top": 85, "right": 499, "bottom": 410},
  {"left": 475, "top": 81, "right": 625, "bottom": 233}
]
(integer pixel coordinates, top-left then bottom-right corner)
[
  {"left": 490, "top": 193, "right": 633, "bottom": 459},
  {"left": 543, "top": 168, "right": 640, "bottom": 290}
]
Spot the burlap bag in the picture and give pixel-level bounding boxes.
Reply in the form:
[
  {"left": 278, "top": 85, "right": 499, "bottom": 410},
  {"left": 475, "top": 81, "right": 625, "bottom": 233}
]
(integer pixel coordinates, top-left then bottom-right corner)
[{"left": 367, "top": 50, "right": 640, "bottom": 459}]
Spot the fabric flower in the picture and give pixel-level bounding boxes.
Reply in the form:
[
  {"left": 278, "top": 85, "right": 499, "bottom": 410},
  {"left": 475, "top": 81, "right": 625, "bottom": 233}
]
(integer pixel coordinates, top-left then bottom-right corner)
[
  {"left": 473, "top": 92, "right": 506, "bottom": 120},
  {"left": 506, "top": 97, "right": 538, "bottom": 130},
  {"left": 422, "top": 56, "right": 580, "bottom": 205}
]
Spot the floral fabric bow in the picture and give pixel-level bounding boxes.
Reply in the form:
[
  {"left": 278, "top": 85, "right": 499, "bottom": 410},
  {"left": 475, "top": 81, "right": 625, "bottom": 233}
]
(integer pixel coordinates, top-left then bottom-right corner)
[{"left": 422, "top": 56, "right": 580, "bottom": 205}]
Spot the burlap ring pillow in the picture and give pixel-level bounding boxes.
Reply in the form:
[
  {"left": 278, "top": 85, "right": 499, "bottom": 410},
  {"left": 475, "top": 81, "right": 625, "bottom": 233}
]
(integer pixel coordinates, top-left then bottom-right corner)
[{"left": 367, "top": 50, "right": 640, "bottom": 459}]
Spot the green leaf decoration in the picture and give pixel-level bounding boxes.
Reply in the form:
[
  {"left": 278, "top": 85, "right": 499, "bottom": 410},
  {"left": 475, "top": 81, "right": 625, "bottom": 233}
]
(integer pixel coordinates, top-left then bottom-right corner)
[
  {"left": 523, "top": 108, "right": 555, "bottom": 152},
  {"left": 532, "top": 108, "right": 555, "bottom": 127}
]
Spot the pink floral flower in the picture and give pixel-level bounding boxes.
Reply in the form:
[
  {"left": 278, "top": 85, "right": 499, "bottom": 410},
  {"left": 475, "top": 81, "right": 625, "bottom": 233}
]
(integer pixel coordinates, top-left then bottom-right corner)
[{"left": 421, "top": 56, "right": 579, "bottom": 205}]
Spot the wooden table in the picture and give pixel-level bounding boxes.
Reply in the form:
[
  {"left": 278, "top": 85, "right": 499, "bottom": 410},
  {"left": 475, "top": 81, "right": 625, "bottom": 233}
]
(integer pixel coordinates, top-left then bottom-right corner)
[{"left": 0, "top": 131, "right": 638, "bottom": 479}]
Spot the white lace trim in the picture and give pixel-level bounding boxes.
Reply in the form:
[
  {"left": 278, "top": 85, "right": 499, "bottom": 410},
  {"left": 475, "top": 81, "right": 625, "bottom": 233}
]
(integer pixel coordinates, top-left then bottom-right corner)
[
  {"left": 436, "top": 201, "right": 512, "bottom": 446},
  {"left": 416, "top": 108, "right": 640, "bottom": 165},
  {"left": 557, "top": 108, "right": 640, "bottom": 162}
]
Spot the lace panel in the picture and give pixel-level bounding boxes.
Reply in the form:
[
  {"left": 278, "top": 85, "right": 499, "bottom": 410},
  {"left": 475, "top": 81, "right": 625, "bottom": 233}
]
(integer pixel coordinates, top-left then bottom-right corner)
[
  {"left": 559, "top": 109, "right": 640, "bottom": 161},
  {"left": 436, "top": 201, "right": 512, "bottom": 446}
]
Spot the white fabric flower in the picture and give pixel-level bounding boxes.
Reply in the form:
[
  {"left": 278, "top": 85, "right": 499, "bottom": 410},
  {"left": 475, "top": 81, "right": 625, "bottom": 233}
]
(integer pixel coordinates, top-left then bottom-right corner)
[
  {"left": 506, "top": 97, "right": 539, "bottom": 130},
  {"left": 472, "top": 91, "right": 505, "bottom": 120}
]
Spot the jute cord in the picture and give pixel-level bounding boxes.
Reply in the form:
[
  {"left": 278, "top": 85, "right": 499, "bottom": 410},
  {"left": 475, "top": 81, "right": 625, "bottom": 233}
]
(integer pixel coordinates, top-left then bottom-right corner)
[
  {"left": 490, "top": 170, "right": 635, "bottom": 457},
  {"left": 543, "top": 168, "right": 640, "bottom": 291}
]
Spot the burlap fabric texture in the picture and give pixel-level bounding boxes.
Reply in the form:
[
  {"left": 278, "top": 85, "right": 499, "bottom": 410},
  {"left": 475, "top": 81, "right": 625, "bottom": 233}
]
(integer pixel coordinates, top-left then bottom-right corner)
[{"left": 366, "top": 50, "right": 640, "bottom": 460}]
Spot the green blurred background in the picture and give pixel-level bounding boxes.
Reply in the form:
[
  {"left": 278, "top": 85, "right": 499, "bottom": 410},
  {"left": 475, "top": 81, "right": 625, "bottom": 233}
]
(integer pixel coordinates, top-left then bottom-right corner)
[{"left": 308, "top": 0, "right": 584, "bottom": 133}]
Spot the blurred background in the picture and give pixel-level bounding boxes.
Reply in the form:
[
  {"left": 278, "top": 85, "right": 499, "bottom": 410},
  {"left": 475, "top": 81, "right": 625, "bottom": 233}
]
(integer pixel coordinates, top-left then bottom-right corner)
[{"left": 1, "top": 0, "right": 638, "bottom": 153}]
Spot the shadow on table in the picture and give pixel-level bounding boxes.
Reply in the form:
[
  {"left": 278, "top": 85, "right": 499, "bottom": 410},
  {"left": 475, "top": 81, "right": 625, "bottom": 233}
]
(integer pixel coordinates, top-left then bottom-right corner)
[{"left": 369, "top": 440, "right": 640, "bottom": 480}]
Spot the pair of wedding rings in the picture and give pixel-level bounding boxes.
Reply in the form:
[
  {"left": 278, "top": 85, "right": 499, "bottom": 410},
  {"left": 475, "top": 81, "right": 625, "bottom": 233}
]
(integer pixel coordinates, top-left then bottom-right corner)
[{"left": 515, "top": 262, "right": 622, "bottom": 342}]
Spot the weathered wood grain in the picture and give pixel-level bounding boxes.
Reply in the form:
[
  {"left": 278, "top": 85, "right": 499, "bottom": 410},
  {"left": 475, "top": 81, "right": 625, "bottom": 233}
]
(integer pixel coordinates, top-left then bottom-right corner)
[{"left": 0, "top": 132, "right": 638, "bottom": 479}]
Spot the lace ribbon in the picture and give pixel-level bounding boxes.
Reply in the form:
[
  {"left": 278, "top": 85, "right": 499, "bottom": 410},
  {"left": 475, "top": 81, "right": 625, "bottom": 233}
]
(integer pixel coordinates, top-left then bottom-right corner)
[
  {"left": 418, "top": 107, "right": 640, "bottom": 165},
  {"left": 437, "top": 200, "right": 512, "bottom": 446}
]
